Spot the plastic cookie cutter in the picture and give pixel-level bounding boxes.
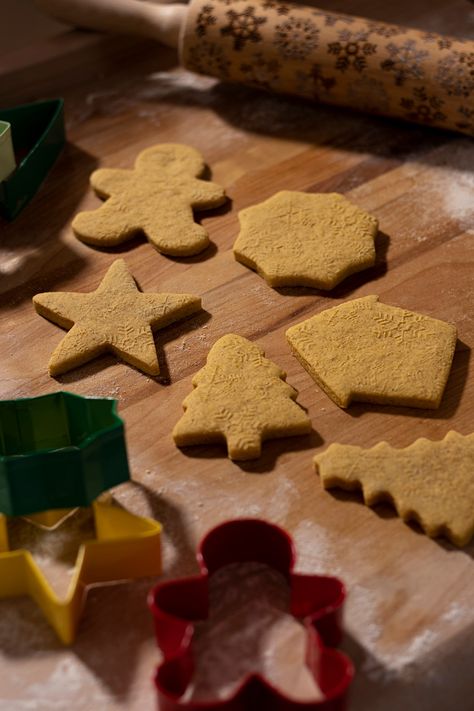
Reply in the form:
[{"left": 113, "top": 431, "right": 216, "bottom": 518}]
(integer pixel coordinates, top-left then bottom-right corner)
[
  {"left": 0, "top": 391, "right": 130, "bottom": 517},
  {"left": 0, "top": 500, "right": 162, "bottom": 643},
  {"left": 0, "top": 121, "right": 16, "bottom": 182},
  {"left": 148, "top": 518, "right": 354, "bottom": 710},
  {"left": 0, "top": 98, "right": 65, "bottom": 219}
]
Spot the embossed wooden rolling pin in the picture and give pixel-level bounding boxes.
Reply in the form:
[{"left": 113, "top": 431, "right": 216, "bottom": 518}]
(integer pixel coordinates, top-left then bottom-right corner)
[{"left": 37, "top": 0, "right": 474, "bottom": 135}]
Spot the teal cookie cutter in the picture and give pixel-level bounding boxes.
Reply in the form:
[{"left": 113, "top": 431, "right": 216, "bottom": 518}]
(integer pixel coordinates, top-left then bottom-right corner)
[
  {"left": 0, "top": 99, "right": 65, "bottom": 220},
  {"left": 0, "top": 392, "right": 130, "bottom": 516}
]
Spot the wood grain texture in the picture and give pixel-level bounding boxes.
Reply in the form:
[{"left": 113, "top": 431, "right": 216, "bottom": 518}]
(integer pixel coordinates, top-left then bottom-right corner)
[{"left": 0, "top": 2, "right": 473, "bottom": 709}]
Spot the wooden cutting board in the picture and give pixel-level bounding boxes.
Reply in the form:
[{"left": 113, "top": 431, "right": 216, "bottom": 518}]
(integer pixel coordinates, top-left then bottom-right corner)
[{"left": 0, "top": 1, "right": 473, "bottom": 708}]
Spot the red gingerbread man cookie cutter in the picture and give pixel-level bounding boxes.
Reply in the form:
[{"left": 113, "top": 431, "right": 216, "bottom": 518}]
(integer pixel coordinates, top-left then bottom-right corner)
[{"left": 148, "top": 518, "right": 353, "bottom": 710}]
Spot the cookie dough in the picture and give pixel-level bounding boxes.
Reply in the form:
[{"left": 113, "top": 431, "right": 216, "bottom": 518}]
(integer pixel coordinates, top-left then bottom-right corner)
[
  {"left": 173, "top": 333, "right": 311, "bottom": 460},
  {"left": 72, "top": 143, "right": 227, "bottom": 256},
  {"left": 233, "top": 191, "right": 378, "bottom": 288},
  {"left": 314, "top": 431, "right": 474, "bottom": 547},
  {"left": 33, "top": 259, "right": 201, "bottom": 376},
  {"left": 286, "top": 295, "right": 457, "bottom": 409}
]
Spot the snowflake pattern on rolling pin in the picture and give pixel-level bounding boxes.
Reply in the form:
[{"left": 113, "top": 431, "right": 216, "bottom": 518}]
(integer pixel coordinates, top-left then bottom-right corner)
[
  {"left": 380, "top": 39, "right": 429, "bottom": 86},
  {"left": 220, "top": 6, "right": 267, "bottom": 51},
  {"left": 274, "top": 16, "right": 319, "bottom": 60},
  {"left": 183, "top": 0, "right": 474, "bottom": 136},
  {"left": 328, "top": 30, "right": 377, "bottom": 73},
  {"left": 195, "top": 5, "right": 217, "bottom": 37},
  {"left": 240, "top": 52, "right": 281, "bottom": 89},
  {"left": 400, "top": 86, "right": 447, "bottom": 124},
  {"left": 188, "top": 39, "right": 232, "bottom": 77},
  {"left": 262, "top": 0, "right": 289, "bottom": 15},
  {"left": 436, "top": 51, "right": 474, "bottom": 97}
]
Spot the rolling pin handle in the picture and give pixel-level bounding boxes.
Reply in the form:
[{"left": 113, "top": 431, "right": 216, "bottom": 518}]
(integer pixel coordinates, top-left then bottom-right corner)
[{"left": 35, "top": 0, "right": 185, "bottom": 49}]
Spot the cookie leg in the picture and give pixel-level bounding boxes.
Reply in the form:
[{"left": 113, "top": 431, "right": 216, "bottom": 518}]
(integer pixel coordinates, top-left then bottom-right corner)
[
  {"left": 142, "top": 204, "right": 209, "bottom": 257},
  {"left": 72, "top": 201, "right": 139, "bottom": 247},
  {"left": 48, "top": 324, "right": 106, "bottom": 376}
]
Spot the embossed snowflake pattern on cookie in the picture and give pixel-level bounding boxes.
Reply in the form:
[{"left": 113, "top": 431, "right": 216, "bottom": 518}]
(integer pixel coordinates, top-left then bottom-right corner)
[
  {"left": 315, "top": 431, "right": 474, "bottom": 547},
  {"left": 233, "top": 191, "right": 378, "bottom": 289},
  {"left": 33, "top": 259, "right": 202, "bottom": 376},
  {"left": 286, "top": 295, "right": 457, "bottom": 409},
  {"left": 173, "top": 334, "right": 311, "bottom": 460},
  {"left": 72, "top": 143, "right": 227, "bottom": 256}
]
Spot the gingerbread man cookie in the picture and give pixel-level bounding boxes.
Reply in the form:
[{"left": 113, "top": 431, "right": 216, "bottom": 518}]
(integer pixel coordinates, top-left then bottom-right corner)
[{"left": 72, "top": 144, "right": 227, "bottom": 256}]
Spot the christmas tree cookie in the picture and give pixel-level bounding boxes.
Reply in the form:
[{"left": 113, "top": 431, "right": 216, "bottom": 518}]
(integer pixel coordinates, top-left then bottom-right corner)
[
  {"left": 314, "top": 431, "right": 474, "bottom": 547},
  {"left": 72, "top": 143, "right": 227, "bottom": 256},
  {"left": 33, "top": 259, "right": 201, "bottom": 376},
  {"left": 286, "top": 295, "right": 457, "bottom": 409},
  {"left": 233, "top": 191, "right": 378, "bottom": 288},
  {"left": 173, "top": 334, "right": 311, "bottom": 460}
]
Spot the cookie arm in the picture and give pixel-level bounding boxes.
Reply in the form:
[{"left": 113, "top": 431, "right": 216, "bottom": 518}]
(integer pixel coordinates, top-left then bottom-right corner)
[
  {"left": 72, "top": 199, "right": 140, "bottom": 246},
  {"left": 188, "top": 180, "right": 226, "bottom": 209},
  {"left": 90, "top": 168, "right": 132, "bottom": 198}
]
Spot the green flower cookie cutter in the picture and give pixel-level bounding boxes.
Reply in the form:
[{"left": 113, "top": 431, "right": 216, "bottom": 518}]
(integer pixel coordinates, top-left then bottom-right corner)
[
  {"left": 0, "top": 392, "right": 130, "bottom": 516},
  {"left": 0, "top": 98, "right": 65, "bottom": 220}
]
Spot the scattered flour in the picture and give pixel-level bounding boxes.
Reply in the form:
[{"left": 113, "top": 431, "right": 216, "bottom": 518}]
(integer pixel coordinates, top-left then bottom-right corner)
[
  {"left": 404, "top": 140, "right": 474, "bottom": 240},
  {"left": 139, "top": 69, "right": 218, "bottom": 100},
  {"left": 441, "top": 601, "right": 470, "bottom": 624},
  {"left": 1, "top": 657, "right": 111, "bottom": 711},
  {"left": 227, "top": 476, "right": 299, "bottom": 521},
  {"left": 0, "top": 249, "right": 32, "bottom": 275},
  {"left": 291, "top": 519, "right": 474, "bottom": 687}
]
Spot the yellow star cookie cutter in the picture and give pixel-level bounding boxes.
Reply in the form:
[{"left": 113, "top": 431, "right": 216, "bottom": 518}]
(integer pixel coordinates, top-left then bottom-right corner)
[{"left": 0, "top": 501, "right": 162, "bottom": 643}]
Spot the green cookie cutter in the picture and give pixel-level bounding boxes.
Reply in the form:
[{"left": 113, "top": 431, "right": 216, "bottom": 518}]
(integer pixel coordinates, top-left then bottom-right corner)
[
  {"left": 0, "top": 98, "right": 65, "bottom": 220},
  {"left": 0, "top": 392, "right": 130, "bottom": 516},
  {"left": 0, "top": 121, "right": 16, "bottom": 182}
]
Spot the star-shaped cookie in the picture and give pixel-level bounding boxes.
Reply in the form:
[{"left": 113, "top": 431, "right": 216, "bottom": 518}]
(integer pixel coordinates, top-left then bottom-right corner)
[{"left": 33, "top": 259, "right": 201, "bottom": 376}]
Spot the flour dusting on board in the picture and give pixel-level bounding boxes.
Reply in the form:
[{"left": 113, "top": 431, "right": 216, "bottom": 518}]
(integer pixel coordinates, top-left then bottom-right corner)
[
  {"left": 406, "top": 139, "right": 474, "bottom": 239},
  {"left": 0, "top": 657, "right": 111, "bottom": 711},
  {"left": 291, "top": 519, "right": 474, "bottom": 686},
  {"left": 141, "top": 69, "right": 218, "bottom": 100},
  {"left": 431, "top": 141, "right": 474, "bottom": 227}
]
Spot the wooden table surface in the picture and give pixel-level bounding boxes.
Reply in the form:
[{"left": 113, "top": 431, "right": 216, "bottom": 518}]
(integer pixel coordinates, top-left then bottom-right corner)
[{"left": 1, "top": 2, "right": 473, "bottom": 709}]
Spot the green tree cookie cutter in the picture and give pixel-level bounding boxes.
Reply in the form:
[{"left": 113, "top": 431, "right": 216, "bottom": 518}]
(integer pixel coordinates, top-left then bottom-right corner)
[
  {"left": 0, "top": 99, "right": 65, "bottom": 220},
  {"left": 0, "top": 392, "right": 130, "bottom": 516}
]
